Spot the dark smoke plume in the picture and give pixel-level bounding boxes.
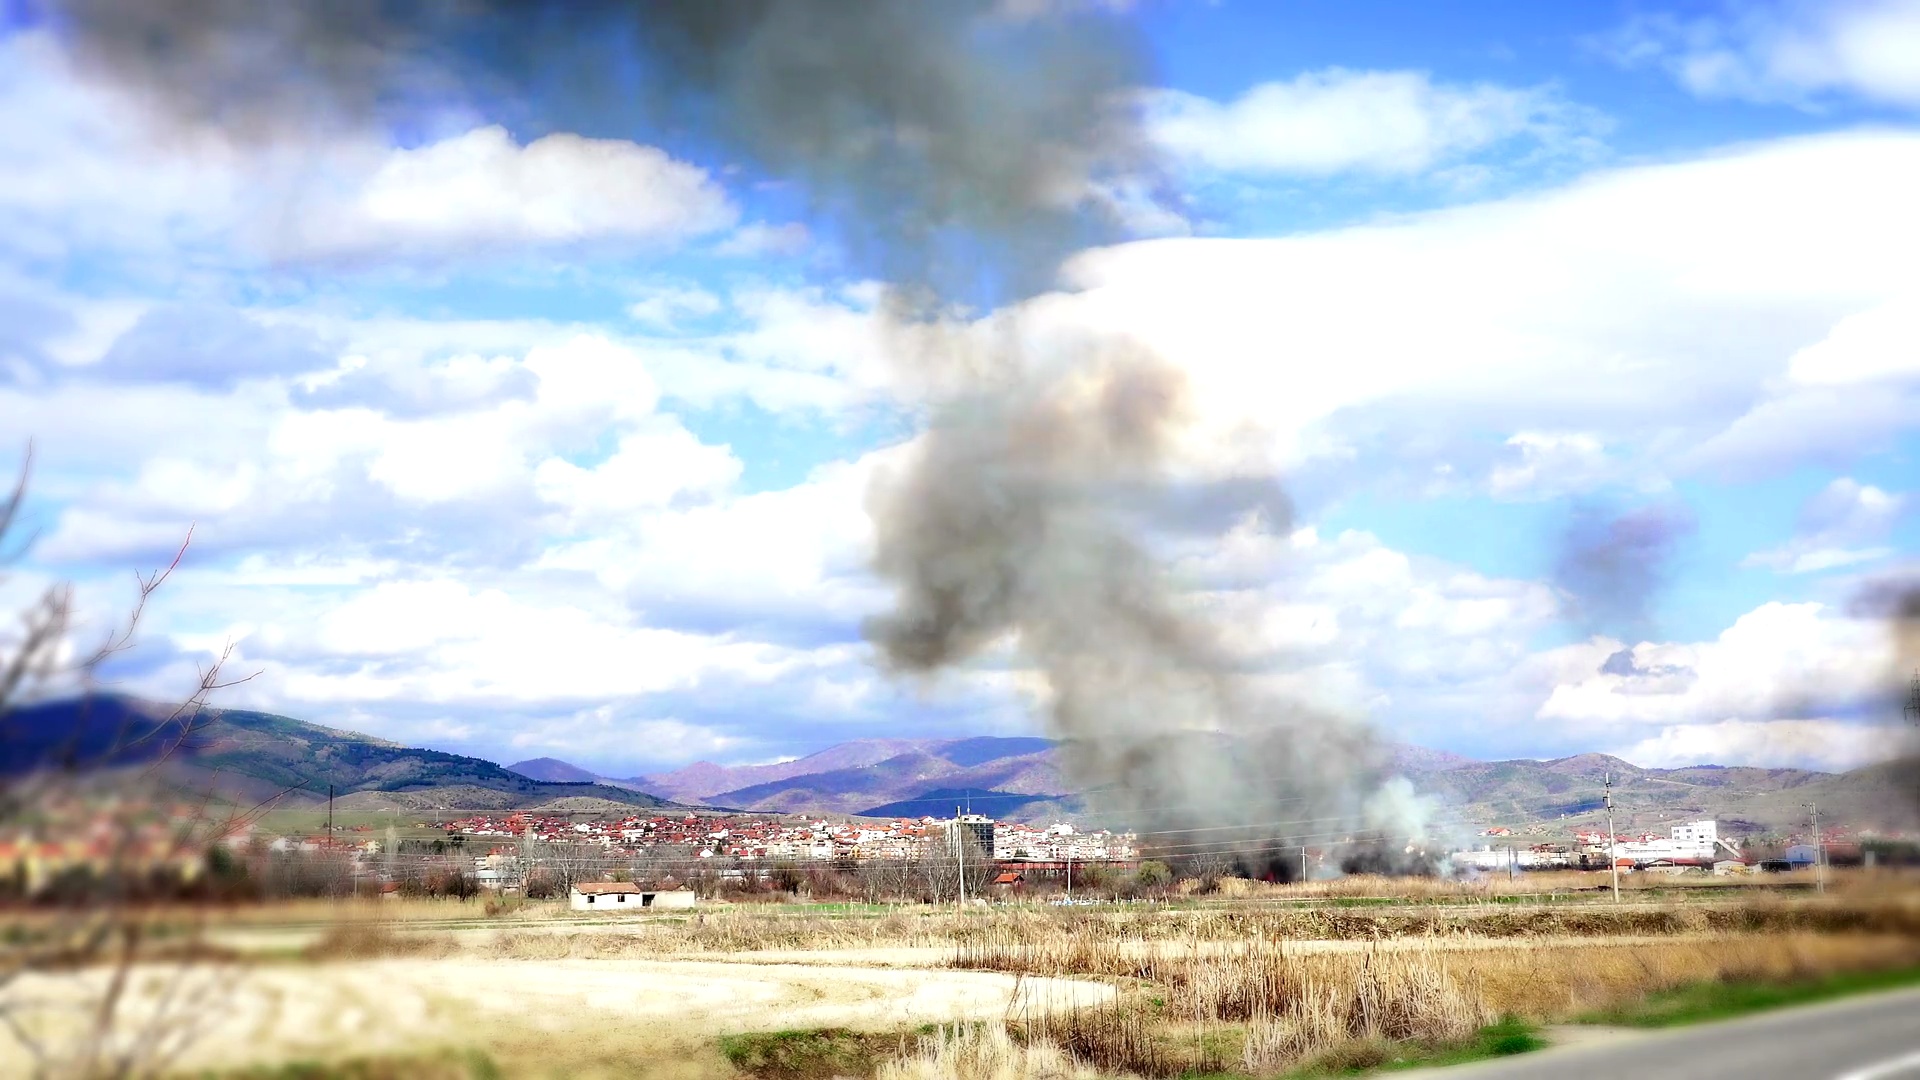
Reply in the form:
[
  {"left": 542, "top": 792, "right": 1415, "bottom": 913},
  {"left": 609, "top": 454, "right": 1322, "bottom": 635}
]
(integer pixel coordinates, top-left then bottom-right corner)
[
  {"left": 40, "top": 0, "right": 1434, "bottom": 877},
  {"left": 861, "top": 334, "right": 1423, "bottom": 879},
  {"left": 36, "top": 0, "right": 1158, "bottom": 298},
  {"left": 1552, "top": 502, "right": 1697, "bottom": 639},
  {"left": 1847, "top": 575, "right": 1920, "bottom": 814}
]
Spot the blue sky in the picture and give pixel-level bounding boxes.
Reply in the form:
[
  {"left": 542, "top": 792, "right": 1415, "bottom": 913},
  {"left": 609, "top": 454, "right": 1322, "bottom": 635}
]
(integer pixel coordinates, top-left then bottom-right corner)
[{"left": 3, "top": 1, "right": 1917, "bottom": 776}]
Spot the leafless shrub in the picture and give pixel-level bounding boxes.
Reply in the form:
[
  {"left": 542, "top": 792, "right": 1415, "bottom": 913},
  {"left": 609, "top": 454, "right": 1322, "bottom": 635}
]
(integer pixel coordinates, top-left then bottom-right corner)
[{"left": 0, "top": 446, "right": 265, "bottom": 1078}]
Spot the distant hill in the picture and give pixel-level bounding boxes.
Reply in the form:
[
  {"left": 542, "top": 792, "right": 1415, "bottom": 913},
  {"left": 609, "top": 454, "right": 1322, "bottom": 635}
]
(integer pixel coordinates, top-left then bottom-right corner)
[
  {"left": 635, "top": 738, "right": 943, "bottom": 802},
  {"left": 507, "top": 757, "right": 603, "bottom": 783},
  {"left": 629, "top": 736, "right": 1064, "bottom": 811},
  {"left": 856, "top": 787, "right": 1078, "bottom": 820},
  {"left": 703, "top": 743, "right": 1068, "bottom": 816},
  {"left": 3, "top": 696, "right": 677, "bottom": 811},
  {"left": 15, "top": 695, "right": 1904, "bottom": 832},
  {"left": 526, "top": 732, "right": 1902, "bottom": 833}
]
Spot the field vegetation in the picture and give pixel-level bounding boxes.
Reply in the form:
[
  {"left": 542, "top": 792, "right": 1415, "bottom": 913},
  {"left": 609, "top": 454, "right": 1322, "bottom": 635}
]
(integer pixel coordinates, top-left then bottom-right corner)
[
  {"left": 9, "top": 871, "right": 1919, "bottom": 1079},
  {"left": 944, "top": 931, "right": 1920, "bottom": 1077}
]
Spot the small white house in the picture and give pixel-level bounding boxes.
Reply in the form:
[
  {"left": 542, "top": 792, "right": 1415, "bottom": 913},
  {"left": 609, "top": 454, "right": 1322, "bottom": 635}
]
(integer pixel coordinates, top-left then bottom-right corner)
[{"left": 569, "top": 882, "right": 696, "bottom": 911}]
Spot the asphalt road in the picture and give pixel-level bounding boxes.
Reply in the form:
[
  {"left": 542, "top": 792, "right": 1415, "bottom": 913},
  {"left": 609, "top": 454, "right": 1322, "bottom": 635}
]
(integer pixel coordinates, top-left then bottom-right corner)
[{"left": 1401, "top": 986, "right": 1920, "bottom": 1080}]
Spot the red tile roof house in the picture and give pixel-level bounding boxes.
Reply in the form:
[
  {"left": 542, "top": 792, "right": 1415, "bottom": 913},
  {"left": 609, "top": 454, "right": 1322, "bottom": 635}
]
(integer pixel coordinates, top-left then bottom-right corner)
[{"left": 569, "top": 881, "right": 696, "bottom": 911}]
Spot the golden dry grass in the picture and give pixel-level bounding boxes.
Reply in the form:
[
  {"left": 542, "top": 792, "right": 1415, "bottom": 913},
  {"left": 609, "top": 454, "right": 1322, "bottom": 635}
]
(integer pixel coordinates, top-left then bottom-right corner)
[
  {"left": 149, "top": 877, "right": 1920, "bottom": 1079},
  {"left": 274, "top": 886, "right": 1920, "bottom": 969},
  {"left": 964, "top": 929, "right": 1920, "bottom": 1077},
  {"left": 877, "top": 1024, "right": 1114, "bottom": 1080}
]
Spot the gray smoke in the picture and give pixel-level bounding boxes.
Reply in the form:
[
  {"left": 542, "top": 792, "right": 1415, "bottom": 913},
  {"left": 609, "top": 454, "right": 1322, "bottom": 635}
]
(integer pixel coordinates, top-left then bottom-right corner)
[
  {"left": 42, "top": 0, "right": 1428, "bottom": 878},
  {"left": 37, "top": 0, "right": 1158, "bottom": 298},
  {"left": 1847, "top": 576, "right": 1920, "bottom": 813},
  {"left": 863, "top": 329, "right": 1427, "bottom": 878},
  {"left": 1553, "top": 502, "right": 1697, "bottom": 640}
]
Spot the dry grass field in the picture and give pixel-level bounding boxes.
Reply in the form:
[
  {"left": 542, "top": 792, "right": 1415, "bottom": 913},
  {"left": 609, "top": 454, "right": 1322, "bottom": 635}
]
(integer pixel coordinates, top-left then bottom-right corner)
[{"left": 3, "top": 871, "right": 1918, "bottom": 1078}]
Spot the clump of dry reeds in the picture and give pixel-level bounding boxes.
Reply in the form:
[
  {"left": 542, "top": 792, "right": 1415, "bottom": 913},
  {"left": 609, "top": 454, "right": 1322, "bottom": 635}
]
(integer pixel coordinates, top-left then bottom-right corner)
[
  {"left": 965, "top": 926, "right": 1920, "bottom": 1078},
  {"left": 877, "top": 1023, "right": 1117, "bottom": 1080},
  {"left": 302, "top": 920, "right": 454, "bottom": 961},
  {"left": 1236, "top": 951, "right": 1487, "bottom": 1075},
  {"left": 997, "top": 940, "right": 1491, "bottom": 1077}
]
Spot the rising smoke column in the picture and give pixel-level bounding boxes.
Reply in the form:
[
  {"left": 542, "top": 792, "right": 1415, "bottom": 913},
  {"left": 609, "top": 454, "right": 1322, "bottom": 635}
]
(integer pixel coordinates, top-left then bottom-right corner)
[
  {"left": 1848, "top": 576, "right": 1920, "bottom": 816},
  {"left": 1552, "top": 502, "right": 1697, "bottom": 640},
  {"left": 861, "top": 326, "right": 1409, "bottom": 878},
  {"left": 39, "top": 0, "right": 1428, "bottom": 878}
]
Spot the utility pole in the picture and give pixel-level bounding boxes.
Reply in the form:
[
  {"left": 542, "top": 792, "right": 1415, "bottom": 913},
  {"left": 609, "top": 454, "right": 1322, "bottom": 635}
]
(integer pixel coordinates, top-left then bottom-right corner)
[
  {"left": 1300, "top": 846, "right": 1308, "bottom": 883},
  {"left": 327, "top": 783, "right": 335, "bottom": 840},
  {"left": 1905, "top": 670, "right": 1920, "bottom": 727},
  {"left": 1604, "top": 773, "right": 1620, "bottom": 903},
  {"left": 1065, "top": 851, "right": 1072, "bottom": 904},
  {"left": 1508, "top": 844, "right": 1516, "bottom": 883},
  {"left": 954, "top": 808, "right": 966, "bottom": 909},
  {"left": 1805, "top": 802, "right": 1825, "bottom": 895}
]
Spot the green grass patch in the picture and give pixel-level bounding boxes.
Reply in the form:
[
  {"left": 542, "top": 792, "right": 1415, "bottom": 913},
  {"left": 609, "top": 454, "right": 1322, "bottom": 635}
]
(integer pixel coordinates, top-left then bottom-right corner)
[
  {"left": 719, "top": 1027, "right": 914, "bottom": 1080},
  {"left": 1577, "top": 963, "right": 1920, "bottom": 1028}
]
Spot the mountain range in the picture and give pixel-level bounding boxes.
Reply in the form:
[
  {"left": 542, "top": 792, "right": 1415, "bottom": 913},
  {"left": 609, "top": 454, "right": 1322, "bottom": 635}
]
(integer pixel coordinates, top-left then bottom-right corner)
[
  {"left": 513, "top": 738, "right": 1920, "bottom": 836},
  {"left": 1, "top": 696, "right": 676, "bottom": 812},
  {"left": 7, "top": 695, "right": 1911, "bottom": 834},
  {"left": 511, "top": 736, "right": 1064, "bottom": 816}
]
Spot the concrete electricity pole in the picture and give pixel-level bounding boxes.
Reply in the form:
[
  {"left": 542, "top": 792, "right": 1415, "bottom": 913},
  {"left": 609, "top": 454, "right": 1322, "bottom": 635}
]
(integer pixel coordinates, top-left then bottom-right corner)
[
  {"left": 954, "top": 809, "right": 966, "bottom": 909},
  {"left": 1604, "top": 773, "right": 1620, "bottom": 903},
  {"left": 1805, "top": 802, "right": 1825, "bottom": 895},
  {"left": 1300, "top": 846, "right": 1308, "bottom": 883}
]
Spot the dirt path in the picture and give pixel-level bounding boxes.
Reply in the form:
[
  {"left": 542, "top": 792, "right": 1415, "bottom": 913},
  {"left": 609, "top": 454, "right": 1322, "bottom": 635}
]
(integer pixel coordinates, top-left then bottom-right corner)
[{"left": 0, "top": 955, "right": 1115, "bottom": 1077}]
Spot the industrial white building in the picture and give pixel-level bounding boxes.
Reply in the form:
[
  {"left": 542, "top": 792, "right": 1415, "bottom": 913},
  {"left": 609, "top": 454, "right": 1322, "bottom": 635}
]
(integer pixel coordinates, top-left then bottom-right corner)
[{"left": 1613, "top": 820, "right": 1742, "bottom": 868}]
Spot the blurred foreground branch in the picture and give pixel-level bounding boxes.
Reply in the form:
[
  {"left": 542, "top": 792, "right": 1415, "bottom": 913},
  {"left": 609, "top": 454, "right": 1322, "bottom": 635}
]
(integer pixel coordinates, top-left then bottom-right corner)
[{"left": 0, "top": 446, "right": 267, "bottom": 1078}]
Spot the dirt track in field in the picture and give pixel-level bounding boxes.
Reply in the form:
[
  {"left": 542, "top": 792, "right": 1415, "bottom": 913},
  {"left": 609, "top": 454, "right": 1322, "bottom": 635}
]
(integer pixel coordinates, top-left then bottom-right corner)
[{"left": 0, "top": 954, "right": 1114, "bottom": 1078}]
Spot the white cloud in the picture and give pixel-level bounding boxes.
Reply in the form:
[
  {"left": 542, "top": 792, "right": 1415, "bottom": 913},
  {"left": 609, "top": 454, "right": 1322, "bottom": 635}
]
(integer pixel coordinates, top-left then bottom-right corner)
[
  {"left": 1043, "top": 130, "right": 1920, "bottom": 482},
  {"left": 534, "top": 425, "right": 742, "bottom": 525},
  {"left": 282, "top": 126, "right": 737, "bottom": 258},
  {"left": 275, "top": 579, "right": 808, "bottom": 702},
  {"left": 626, "top": 285, "right": 725, "bottom": 329},
  {"left": 1617, "top": 719, "right": 1883, "bottom": 771},
  {"left": 1536, "top": 602, "right": 1888, "bottom": 734},
  {"left": 535, "top": 453, "right": 884, "bottom": 630},
  {"left": 1489, "top": 431, "right": 1612, "bottom": 499},
  {"left": 1146, "top": 69, "right": 1605, "bottom": 177},
  {"left": 1744, "top": 477, "right": 1904, "bottom": 573},
  {"left": 715, "top": 222, "right": 811, "bottom": 258},
  {"left": 0, "top": 34, "right": 740, "bottom": 271},
  {"left": 1604, "top": 0, "right": 1920, "bottom": 108},
  {"left": 1786, "top": 294, "right": 1920, "bottom": 384},
  {"left": 29, "top": 333, "right": 734, "bottom": 562}
]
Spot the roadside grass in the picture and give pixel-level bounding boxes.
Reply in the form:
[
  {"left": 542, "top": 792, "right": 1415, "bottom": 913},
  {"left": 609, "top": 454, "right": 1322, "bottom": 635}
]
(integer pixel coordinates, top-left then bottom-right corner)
[
  {"left": 1577, "top": 962, "right": 1920, "bottom": 1028},
  {"left": 1274, "top": 1017, "right": 1546, "bottom": 1077},
  {"left": 962, "top": 931, "right": 1920, "bottom": 1077}
]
